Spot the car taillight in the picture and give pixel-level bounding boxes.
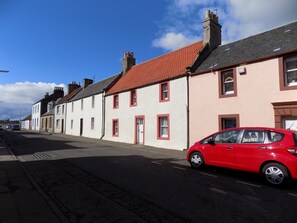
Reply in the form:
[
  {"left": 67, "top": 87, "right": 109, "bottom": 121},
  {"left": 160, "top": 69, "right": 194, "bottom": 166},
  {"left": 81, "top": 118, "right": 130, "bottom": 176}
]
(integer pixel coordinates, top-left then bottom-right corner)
[{"left": 287, "top": 148, "right": 297, "bottom": 154}]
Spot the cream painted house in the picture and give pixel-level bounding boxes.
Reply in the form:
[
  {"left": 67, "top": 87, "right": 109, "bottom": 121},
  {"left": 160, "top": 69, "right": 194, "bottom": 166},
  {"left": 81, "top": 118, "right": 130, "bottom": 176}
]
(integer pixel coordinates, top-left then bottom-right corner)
[{"left": 189, "top": 21, "right": 297, "bottom": 145}]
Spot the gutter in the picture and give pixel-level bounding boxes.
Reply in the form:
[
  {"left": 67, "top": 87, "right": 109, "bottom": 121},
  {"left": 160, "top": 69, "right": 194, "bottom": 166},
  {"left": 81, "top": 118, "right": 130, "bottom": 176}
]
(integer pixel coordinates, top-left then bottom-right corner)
[{"left": 100, "top": 92, "right": 106, "bottom": 139}]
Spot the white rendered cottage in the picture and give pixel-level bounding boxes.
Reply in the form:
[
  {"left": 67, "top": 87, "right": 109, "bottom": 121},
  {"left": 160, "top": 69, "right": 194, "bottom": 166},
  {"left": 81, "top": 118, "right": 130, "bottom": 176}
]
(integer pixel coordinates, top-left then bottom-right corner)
[
  {"left": 103, "top": 11, "right": 221, "bottom": 151},
  {"left": 54, "top": 82, "right": 81, "bottom": 134},
  {"left": 65, "top": 76, "right": 119, "bottom": 139}
]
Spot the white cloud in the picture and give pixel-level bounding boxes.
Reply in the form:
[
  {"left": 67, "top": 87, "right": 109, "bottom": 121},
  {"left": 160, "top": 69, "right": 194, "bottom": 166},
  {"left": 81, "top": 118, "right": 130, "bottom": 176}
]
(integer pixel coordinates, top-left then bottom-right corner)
[
  {"left": 224, "top": 0, "right": 297, "bottom": 42},
  {"left": 153, "top": 0, "right": 297, "bottom": 50},
  {"left": 152, "top": 32, "right": 198, "bottom": 51},
  {"left": 0, "top": 82, "right": 65, "bottom": 120}
]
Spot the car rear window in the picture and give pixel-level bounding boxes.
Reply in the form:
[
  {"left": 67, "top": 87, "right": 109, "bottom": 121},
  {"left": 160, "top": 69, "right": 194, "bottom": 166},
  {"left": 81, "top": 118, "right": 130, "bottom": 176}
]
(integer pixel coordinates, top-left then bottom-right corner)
[{"left": 267, "top": 131, "right": 284, "bottom": 143}]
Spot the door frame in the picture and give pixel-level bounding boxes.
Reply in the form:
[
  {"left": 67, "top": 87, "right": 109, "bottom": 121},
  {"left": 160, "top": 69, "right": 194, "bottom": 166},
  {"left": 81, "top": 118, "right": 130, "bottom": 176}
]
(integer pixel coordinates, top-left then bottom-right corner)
[
  {"left": 135, "top": 115, "right": 145, "bottom": 144},
  {"left": 272, "top": 101, "right": 297, "bottom": 129},
  {"left": 80, "top": 118, "right": 83, "bottom": 136}
]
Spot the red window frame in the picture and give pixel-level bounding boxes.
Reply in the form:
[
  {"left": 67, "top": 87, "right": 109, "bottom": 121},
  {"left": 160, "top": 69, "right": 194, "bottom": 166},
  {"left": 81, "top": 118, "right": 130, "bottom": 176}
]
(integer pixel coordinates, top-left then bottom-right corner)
[
  {"left": 112, "top": 119, "right": 119, "bottom": 137},
  {"left": 130, "top": 90, "right": 137, "bottom": 107},
  {"left": 157, "top": 114, "right": 170, "bottom": 140},
  {"left": 159, "top": 82, "right": 170, "bottom": 102},
  {"left": 113, "top": 94, "right": 119, "bottom": 109}
]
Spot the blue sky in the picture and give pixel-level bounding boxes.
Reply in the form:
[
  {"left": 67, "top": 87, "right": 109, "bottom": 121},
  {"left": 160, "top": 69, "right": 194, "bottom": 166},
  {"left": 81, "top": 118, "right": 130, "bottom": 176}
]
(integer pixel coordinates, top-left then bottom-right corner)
[{"left": 1, "top": 0, "right": 297, "bottom": 120}]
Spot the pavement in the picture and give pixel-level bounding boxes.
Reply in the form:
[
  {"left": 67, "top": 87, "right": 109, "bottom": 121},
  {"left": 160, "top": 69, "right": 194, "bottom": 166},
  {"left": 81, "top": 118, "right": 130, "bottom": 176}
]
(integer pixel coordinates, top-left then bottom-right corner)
[{"left": 0, "top": 138, "right": 63, "bottom": 223}]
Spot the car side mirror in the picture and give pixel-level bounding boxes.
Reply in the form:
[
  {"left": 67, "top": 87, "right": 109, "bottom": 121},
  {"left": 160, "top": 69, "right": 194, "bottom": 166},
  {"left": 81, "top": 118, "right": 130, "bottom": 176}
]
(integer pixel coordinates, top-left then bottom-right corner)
[{"left": 207, "top": 138, "right": 215, "bottom": 146}]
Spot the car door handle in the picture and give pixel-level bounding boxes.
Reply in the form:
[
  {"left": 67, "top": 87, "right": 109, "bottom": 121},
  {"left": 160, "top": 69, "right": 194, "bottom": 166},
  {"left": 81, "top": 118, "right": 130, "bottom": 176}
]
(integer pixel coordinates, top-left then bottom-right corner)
[
  {"left": 258, "top": 146, "right": 267, "bottom": 150},
  {"left": 227, "top": 146, "right": 233, "bottom": 150}
]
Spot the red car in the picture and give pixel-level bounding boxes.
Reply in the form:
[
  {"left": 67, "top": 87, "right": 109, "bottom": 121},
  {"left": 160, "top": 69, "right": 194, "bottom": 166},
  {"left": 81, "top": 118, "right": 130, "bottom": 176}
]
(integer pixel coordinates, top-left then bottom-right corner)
[{"left": 187, "top": 127, "right": 297, "bottom": 186}]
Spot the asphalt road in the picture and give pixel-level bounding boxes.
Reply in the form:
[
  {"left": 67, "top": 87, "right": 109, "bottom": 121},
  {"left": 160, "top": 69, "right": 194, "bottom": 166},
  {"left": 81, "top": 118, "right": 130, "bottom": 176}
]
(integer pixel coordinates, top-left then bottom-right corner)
[{"left": 1, "top": 130, "right": 297, "bottom": 223}]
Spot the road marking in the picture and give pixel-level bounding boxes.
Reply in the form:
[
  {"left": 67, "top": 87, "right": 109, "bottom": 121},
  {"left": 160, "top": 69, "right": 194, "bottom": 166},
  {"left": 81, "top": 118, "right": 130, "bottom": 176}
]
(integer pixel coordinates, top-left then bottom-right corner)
[
  {"left": 236, "top": 181, "right": 261, "bottom": 188},
  {"left": 200, "top": 172, "right": 218, "bottom": 178},
  {"left": 151, "top": 161, "right": 162, "bottom": 165},
  {"left": 209, "top": 187, "right": 227, "bottom": 195},
  {"left": 288, "top": 193, "right": 297, "bottom": 197},
  {"left": 173, "top": 166, "right": 186, "bottom": 171}
]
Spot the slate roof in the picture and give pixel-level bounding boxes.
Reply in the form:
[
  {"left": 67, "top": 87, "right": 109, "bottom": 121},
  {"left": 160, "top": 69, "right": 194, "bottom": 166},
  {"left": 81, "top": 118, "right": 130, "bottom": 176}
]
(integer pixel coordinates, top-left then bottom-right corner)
[
  {"left": 56, "top": 87, "right": 82, "bottom": 105},
  {"left": 22, "top": 114, "right": 31, "bottom": 121},
  {"left": 106, "top": 41, "right": 204, "bottom": 95},
  {"left": 195, "top": 21, "right": 297, "bottom": 74},
  {"left": 70, "top": 74, "right": 120, "bottom": 101},
  {"left": 41, "top": 109, "right": 55, "bottom": 117}
]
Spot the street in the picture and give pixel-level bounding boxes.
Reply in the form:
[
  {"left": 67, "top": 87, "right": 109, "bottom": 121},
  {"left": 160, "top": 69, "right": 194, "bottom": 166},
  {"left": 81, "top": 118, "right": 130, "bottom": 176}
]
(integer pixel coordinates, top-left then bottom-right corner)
[{"left": 1, "top": 130, "right": 297, "bottom": 223}]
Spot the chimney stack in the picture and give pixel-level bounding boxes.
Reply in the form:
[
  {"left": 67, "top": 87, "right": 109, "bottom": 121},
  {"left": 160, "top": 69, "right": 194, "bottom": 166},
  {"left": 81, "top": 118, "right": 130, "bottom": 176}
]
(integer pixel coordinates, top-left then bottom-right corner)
[
  {"left": 83, "top": 78, "right": 93, "bottom": 89},
  {"left": 53, "top": 87, "right": 64, "bottom": 99},
  {"left": 203, "top": 10, "right": 221, "bottom": 50},
  {"left": 68, "top": 81, "right": 81, "bottom": 94},
  {"left": 44, "top": 92, "right": 49, "bottom": 98},
  {"left": 122, "top": 52, "right": 135, "bottom": 75}
]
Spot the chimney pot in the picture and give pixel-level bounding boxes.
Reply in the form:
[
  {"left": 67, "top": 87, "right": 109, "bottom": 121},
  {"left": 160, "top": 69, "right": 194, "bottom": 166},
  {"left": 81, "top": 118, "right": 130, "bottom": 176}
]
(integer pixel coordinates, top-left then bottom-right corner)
[
  {"left": 203, "top": 10, "right": 221, "bottom": 50},
  {"left": 68, "top": 81, "right": 81, "bottom": 94},
  {"left": 122, "top": 52, "right": 136, "bottom": 75},
  {"left": 83, "top": 78, "right": 93, "bottom": 89}
]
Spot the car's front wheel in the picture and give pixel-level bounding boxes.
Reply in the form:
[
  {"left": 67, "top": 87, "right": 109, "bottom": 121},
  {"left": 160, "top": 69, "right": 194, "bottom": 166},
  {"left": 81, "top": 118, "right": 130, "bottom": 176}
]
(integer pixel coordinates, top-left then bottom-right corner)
[
  {"left": 189, "top": 152, "right": 204, "bottom": 169},
  {"left": 262, "top": 162, "right": 289, "bottom": 186}
]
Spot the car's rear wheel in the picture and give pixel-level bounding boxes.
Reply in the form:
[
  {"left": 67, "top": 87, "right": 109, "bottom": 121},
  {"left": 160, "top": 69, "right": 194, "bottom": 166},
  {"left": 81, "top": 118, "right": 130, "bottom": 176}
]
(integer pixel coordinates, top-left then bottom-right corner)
[
  {"left": 262, "top": 162, "right": 289, "bottom": 186},
  {"left": 189, "top": 152, "right": 204, "bottom": 169}
]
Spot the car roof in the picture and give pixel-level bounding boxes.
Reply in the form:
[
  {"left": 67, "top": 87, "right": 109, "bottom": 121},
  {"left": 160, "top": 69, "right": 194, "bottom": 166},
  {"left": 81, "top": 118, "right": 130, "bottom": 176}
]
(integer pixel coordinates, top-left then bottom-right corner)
[
  {"left": 219, "top": 127, "right": 295, "bottom": 134},
  {"left": 198, "top": 127, "right": 296, "bottom": 142}
]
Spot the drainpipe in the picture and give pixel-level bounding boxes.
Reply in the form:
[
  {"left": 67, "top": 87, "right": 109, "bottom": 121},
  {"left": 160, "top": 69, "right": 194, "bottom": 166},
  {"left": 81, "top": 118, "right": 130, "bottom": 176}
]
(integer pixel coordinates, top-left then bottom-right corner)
[
  {"left": 186, "top": 67, "right": 191, "bottom": 150},
  {"left": 100, "top": 92, "right": 106, "bottom": 139}
]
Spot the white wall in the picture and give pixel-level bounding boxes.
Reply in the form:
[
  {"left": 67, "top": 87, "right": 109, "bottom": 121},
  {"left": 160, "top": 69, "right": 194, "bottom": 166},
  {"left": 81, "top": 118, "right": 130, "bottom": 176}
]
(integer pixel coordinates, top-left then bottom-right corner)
[
  {"left": 189, "top": 57, "right": 297, "bottom": 144},
  {"left": 65, "top": 94, "right": 103, "bottom": 139},
  {"left": 54, "top": 103, "right": 66, "bottom": 133},
  {"left": 104, "top": 78, "right": 188, "bottom": 151},
  {"left": 21, "top": 120, "right": 31, "bottom": 130},
  {"left": 31, "top": 102, "right": 41, "bottom": 131}
]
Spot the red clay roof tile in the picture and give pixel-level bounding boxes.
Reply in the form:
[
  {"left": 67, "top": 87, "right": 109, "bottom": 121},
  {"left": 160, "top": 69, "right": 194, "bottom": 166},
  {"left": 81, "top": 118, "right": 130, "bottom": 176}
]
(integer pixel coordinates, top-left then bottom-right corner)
[{"left": 106, "top": 41, "right": 203, "bottom": 95}]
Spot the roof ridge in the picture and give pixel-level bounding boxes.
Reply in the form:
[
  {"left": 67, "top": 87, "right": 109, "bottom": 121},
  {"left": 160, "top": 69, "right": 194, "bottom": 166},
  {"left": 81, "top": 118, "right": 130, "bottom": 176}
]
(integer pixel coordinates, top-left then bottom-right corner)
[{"left": 132, "top": 41, "right": 203, "bottom": 68}]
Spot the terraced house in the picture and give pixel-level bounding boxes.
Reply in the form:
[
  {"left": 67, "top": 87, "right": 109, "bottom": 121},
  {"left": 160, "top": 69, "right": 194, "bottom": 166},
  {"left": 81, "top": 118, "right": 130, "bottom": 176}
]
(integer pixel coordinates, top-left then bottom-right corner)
[
  {"left": 189, "top": 20, "right": 297, "bottom": 145},
  {"left": 103, "top": 11, "right": 221, "bottom": 150},
  {"left": 65, "top": 76, "right": 119, "bottom": 138},
  {"left": 31, "top": 87, "right": 64, "bottom": 131},
  {"left": 54, "top": 82, "right": 81, "bottom": 134}
]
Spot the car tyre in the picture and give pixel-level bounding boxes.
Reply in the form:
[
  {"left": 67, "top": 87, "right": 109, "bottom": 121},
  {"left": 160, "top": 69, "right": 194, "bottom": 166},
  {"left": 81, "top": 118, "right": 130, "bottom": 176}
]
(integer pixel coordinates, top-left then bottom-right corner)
[
  {"left": 262, "top": 162, "right": 289, "bottom": 186},
  {"left": 189, "top": 152, "right": 204, "bottom": 169}
]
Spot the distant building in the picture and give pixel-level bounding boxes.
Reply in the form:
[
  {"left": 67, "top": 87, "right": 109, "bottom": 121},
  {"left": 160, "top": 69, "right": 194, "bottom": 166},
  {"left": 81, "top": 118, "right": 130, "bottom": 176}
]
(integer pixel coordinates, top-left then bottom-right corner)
[
  {"left": 54, "top": 82, "right": 81, "bottom": 134},
  {"left": 21, "top": 114, "right": 31, "bottom": 130},
  {"left": 31, "top": 87, "right": 64, "bottom": 131}
]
